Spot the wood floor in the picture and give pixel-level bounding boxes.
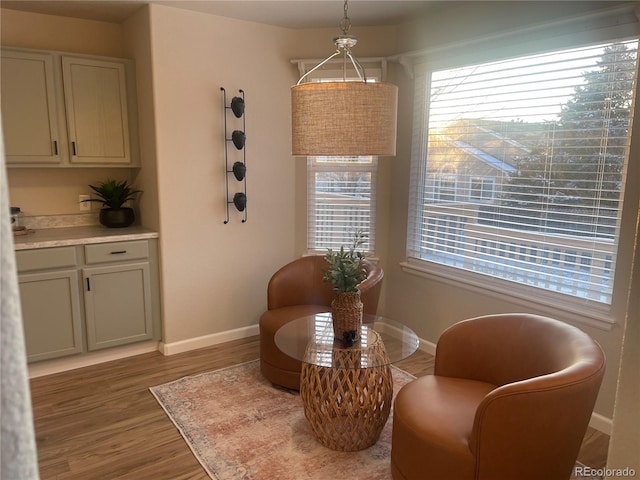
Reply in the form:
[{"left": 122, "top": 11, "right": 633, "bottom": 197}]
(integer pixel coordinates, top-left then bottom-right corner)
[{"left": 29, "top": 336, "right": 609, "bottom": 479}]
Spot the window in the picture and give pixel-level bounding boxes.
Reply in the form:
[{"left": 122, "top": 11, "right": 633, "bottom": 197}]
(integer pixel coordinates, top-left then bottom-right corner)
[
  {"left": 407, "top": 39, "right": 639, "bottom": 308},
  {"left": 302, "top": 60, "right": 385, "bottom": 254},
  {"left": 470, "top": 177, "right": 496, "bottom": 203},
  {"left": 308, "top": 155, "right": 377, "bottom": 252},
  {"left": 437, "top": 172, "right": 457, "bottom": 202}
]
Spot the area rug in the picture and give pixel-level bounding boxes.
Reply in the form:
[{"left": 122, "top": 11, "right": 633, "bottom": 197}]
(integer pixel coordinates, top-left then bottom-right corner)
[
  {"left": 150, "top": 360, "right": 601, "bottom": 480},
  {"left": 150, "top": 360, "right": 411, "bottom": 479}
]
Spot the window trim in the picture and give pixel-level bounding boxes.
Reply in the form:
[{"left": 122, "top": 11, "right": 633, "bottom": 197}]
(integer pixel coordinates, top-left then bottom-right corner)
[{"left": 400, "top": 258, "right": 615, "bottom": 330}]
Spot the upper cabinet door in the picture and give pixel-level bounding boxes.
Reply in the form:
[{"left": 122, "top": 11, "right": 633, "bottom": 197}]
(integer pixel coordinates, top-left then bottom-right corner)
[
  {"left": 1, "top": 50, "right": 62, "bottom": 164},
  {"left": 62, "top": 56, "right": 131, "bottom": 165}
]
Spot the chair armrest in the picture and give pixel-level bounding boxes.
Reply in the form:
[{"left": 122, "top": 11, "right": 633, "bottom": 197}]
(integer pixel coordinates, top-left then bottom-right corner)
[
  {"left": 469, "top": 364, "right": 604, "bottom": 478},
  {"left": 359, "top": 260, "right": 384, "bottom": 314}
]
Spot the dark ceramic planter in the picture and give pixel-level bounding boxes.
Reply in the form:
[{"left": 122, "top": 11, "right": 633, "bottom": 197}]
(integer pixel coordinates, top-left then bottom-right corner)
[
  {"left": 232, "top": 161, "right": 246, "bottom": 181},
  {"left": 100, "top": 207, "right": 135, "bottom": 228},
  {"left": 232, "top": 130, "right": 246, "bottom": 150},
  {"left": 231, "top": 96, "right": 245, "bottom": 118},
  {"left": 233, "top": 192, "right": 247, "bottom": 212}
]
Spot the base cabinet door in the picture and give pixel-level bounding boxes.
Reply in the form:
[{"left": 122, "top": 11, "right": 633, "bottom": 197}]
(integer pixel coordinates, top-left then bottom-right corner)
[
  {"left": 83, "top": 262, "right": 153, "bottom": 351},
  {"left": 18, "top": 270, "right": 83, "bottom": 362}
]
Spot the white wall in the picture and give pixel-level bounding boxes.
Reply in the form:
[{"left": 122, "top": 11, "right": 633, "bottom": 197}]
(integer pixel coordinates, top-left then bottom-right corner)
[
  {"left": 146, "top": 5, "right": 299, "bottom": 345},
  {"left": 123, "top": 8, "right": 160, "bottom": 231},
  {"left": 383, "top": 1, "right": 638, "bottom": 421}
]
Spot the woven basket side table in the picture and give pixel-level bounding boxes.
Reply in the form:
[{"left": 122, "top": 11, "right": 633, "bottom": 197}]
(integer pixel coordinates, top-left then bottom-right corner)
[{"left": 299, "top": 329, "right": 392, "bottom": 451}]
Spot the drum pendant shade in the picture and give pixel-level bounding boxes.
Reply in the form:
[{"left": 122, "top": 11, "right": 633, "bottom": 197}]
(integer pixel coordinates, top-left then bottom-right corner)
[{"left": 291, "top": 81, "right": 398, "bottom": 157}]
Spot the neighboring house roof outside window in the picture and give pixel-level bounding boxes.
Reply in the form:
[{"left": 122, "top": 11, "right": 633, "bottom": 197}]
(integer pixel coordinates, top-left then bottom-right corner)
[{"left": 446, "top": 137, "right": 518, "bottom": 174}]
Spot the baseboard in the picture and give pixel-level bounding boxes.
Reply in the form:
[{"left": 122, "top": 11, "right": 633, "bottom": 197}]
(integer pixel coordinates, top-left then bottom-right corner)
[
  {"left": 27, "top": 325, "right": 260, "bottom": 377},
  {"left": 28, "top": 326, "right": 260, "bottom": 377},
  {"left": 589, "top": 411, "right": 612, "bottom": 435},
  {"left": 28, "top": 341, "right": 160, "bottom": 378},
  {"left": 418, "top": 336, "right": 437, "bottom": 356},
  {"left": 160, "top": 324, "right": 260, "bottom": 356}
]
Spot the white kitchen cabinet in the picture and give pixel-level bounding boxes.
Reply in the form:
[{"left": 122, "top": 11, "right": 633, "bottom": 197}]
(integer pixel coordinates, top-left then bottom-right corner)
[
  {"left": 15, "top": 239, "right": 160, "bottom": 363},
  {"left": 0, "top": 50, "right": 62, "bottom": 164},
  {"left": 19, "top": 271, "right": 84, "bottom": 362},
  {"left": 1, "top": 47, "right": 139, "bottom": 168},
  {"left": 83, "top": 241, "right": 153, "bottom": 350},
  {"left": 62, "top": 56, "right": 131, "bottom": 165},
  {"left": 16, "top": 247, "right": 84, "bottom": 362}
]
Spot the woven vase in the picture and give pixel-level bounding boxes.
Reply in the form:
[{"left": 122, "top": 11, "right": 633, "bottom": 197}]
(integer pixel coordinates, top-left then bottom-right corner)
[{"left": 331, "top": 291, "right": 363, "bottom": 344}]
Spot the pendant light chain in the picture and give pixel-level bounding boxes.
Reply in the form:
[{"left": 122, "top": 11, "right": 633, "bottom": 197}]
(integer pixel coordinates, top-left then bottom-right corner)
[
  {"left": 340, "top": 0, "right": 351, "bottom": 36},
  {"left": 295, "top": 0, "right": 363, "bottom": 85},
  {"left": 340, "top": 0, "right": 353, "bottom": 81}
]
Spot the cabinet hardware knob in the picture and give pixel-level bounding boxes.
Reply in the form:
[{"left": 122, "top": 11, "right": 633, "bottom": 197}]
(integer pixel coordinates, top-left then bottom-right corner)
[
  {"left": 110, "top": 250, "right": 127, "bottom": 255},
  {"left": 72, "top": 141, "right": 77, "bottom": 155},
  {"left": 53, "top": 140, "right": 58, "bottom": 155},
  {"left": 86, "top": 278, "right": 91, "bottom": 291}
]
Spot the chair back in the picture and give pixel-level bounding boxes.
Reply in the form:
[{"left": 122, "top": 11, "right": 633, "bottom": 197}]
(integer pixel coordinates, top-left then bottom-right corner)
[
  {"left": 435, "top": 313, "right": 604, "bottom": 385},
  {"left": 267, "top": 256, "right": 383, "bottom": 314}
]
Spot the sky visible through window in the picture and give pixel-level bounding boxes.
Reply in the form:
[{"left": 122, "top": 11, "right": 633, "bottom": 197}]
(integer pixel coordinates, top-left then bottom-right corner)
[{"left": 430, "top": 39, "right": 639, "bottom": 128}]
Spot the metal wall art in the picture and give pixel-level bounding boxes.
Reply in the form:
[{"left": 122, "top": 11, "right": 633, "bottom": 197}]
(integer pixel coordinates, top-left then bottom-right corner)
[{"left": 221, "top": 87, "right": 247, "bottom": 223}]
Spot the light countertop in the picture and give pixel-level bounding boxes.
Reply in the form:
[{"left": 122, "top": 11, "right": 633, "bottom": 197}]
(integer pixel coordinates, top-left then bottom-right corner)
[{"left": 13, "top": 225, "right": 159, "bottom": 250}]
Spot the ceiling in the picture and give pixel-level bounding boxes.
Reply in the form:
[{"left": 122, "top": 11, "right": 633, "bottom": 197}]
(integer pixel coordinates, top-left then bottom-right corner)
[{"left": 0, "top": 0, "right": 437, "bottom": 28}]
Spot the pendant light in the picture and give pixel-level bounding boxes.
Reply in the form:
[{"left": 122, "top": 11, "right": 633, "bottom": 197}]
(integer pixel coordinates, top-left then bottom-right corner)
[{"left": 291, "top": 0, "right": 398, "bottom": 157}]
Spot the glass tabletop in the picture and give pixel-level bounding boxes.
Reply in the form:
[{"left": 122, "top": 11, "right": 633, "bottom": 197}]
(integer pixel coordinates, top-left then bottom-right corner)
[{"left": 274, "top": 312, "right": 420, "bottom": 369}]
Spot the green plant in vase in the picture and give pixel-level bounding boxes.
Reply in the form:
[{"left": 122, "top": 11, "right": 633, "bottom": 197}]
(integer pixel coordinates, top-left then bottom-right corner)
[
  {"left": 83, "top": 179, "right": 142, "bottom": 228},
  {"left": 323, "top": 230, "right": 368, "bottom": 345}
]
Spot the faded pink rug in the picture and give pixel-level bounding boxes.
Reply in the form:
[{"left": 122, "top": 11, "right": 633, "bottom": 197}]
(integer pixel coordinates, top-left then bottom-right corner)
[
  {"left": 150, "top": 360, "right": 412, "bottom": 480},
  {"left": 150, "top": 360, "right": 601, "bottom": 480}
]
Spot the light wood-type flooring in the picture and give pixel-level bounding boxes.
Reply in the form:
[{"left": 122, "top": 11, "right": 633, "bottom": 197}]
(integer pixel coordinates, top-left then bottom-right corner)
[{"left": 30, "top": 336, "right": 609, "bottom": 479}]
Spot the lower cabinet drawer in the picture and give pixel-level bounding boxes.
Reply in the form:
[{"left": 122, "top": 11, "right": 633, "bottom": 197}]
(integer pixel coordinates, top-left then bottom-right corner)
[
  {"left": 84, "top": 240, "right": 149, "bottom": 264},
  {"left": 16, "top": 246, "right": 77, "bottom": 272}
]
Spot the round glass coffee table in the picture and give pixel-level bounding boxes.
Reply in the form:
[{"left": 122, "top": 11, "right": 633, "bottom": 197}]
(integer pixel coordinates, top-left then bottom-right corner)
[{"left": 275, "top": 312, "right": 419, "bottom": 451}]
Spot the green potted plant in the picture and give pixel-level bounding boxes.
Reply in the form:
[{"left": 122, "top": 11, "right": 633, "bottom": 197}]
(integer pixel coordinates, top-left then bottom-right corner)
[
  {"left": 323, "top": 230, "right": 368, "bottom": 344},
  {"left": 83, "top": 179, "right": 142, "bottom": 228}
]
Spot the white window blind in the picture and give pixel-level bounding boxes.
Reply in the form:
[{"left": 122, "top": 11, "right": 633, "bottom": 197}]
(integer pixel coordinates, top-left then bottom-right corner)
[
  {"left": 407, "top": 39, "right": 639, "bottom": 306},
  {"left": 301, "top": 59, "right": 384, "bottom": 254},
  {"left": 308, "top": 155, "right": 377, "bottom": 253}
]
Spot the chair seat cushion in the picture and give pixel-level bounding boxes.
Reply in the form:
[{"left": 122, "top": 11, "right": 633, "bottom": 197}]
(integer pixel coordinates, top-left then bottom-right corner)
[
  {"left": 259, "top": 304, "right": 330, "bottom": 390},
  {"left": 391, "top": 375, "right": 496, "bottom": 480}
]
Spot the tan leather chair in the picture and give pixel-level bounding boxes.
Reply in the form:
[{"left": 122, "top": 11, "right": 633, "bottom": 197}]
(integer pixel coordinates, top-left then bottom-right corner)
[
  {"left": 259, "top": 255, "right": 383, "bottom": 390},
  {"left": 391, "top": 313, "right": 605, "bottom": 480}
]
